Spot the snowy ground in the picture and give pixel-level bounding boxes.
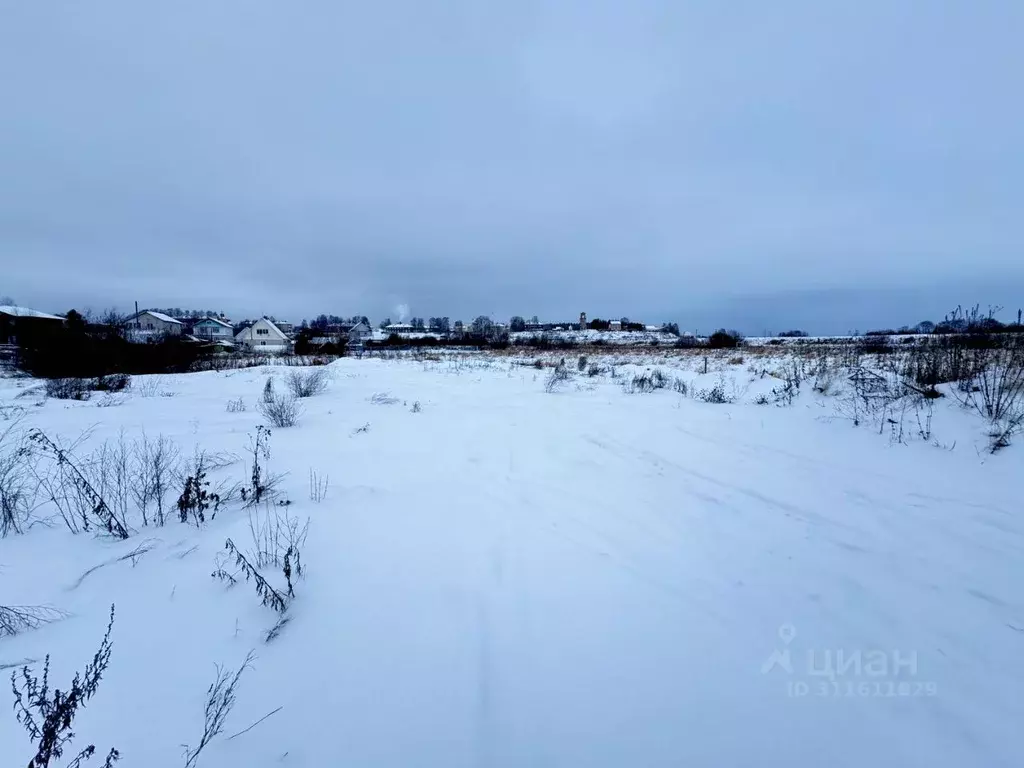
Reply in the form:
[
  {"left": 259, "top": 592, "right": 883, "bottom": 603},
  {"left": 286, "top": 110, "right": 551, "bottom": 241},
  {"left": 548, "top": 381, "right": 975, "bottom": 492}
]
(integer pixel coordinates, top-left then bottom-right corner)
[
  {"left": 2, "top": 353, "right": 1022, "bottom": 767},
  {"left": 510, "top": 328, "right": 678, "bottom": 345}
]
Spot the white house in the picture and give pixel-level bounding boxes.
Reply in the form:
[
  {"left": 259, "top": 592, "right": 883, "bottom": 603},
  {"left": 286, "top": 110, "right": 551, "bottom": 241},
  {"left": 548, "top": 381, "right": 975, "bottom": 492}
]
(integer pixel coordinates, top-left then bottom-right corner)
[
  {"left": 347, "top": 320, "right": 373, "bottom": 345},
  {"left": 235, "top": 317, "right": 291, "bottom": 351},
  {"left": 192, "top": 317, "right": 233, "bottom": 342},
  {"left": 126, "top": 310, "right": 183, "bottom": 341}
]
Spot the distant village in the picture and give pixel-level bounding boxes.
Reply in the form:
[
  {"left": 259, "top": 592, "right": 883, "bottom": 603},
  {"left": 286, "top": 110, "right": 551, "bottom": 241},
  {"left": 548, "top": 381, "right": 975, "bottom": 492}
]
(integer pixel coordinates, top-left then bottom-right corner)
[{"left": 1, "top": 304, "right": 684, "bottom": 355}]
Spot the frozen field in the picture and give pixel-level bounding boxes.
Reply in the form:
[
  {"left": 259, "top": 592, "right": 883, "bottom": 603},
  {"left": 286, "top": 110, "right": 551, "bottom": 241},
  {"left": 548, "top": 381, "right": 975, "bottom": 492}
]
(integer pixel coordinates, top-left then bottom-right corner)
[{"left": 2, "top": 353, "right": 1022, "bottom": 767}]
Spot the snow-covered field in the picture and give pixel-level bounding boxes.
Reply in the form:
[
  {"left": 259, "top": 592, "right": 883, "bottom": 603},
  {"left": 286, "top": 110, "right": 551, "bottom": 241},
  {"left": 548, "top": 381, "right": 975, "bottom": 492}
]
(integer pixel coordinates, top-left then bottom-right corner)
[{"left": 2, "top": 352, "right": 1022, "bottom": 767}]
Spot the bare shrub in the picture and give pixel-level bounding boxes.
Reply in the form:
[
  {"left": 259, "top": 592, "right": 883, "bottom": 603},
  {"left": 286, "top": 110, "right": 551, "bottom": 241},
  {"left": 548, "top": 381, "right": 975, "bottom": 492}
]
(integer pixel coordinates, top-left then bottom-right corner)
[
  {"left": 225, "top": 398, "right": 246, "bottom": 413},
  {"left": 577, "top": 355, "right": 588, "bottom": 372},
  {"left": 241, "top": 426, "right": 281, "bottom": 507},
  {"left": 0, "top": 605, "right": 68, "bottom": 638},
  {"left": 370, "top": 392, "right": 399, "bottom": 405},
  {"left": 309, "top": 469, "right": 328, "bottom": 503},
  {"left": 45, "top": 378, "right": 90, "bottom": 401},
  {"left": 1, "top": 417, "right": 35, "bottom": 536},
  {"left": 262, "top": 377, "right": 275, "bottom": 404},
  {"left": 544, "top": 362, "right": 571, "bottom": 393},
  {"left": 176, "top": 451, "right": 222, "bottom": 527},
  {"left": 214, "top": 539, "right": 289, "bottom": 613},
  {"left": 130, "top": 433, "right": 180, "bottom": 527},
  {"left": 86, "top": 431, "right": 133, "bottom": 537},
  {"left": 264, "top": 616, "right": 291, "bottom": 644},
  {"left": 10, "top": 605, "right": 119, "bottom": 768},
  {"left": 672, "top": 377, "right": 688, "bottom": 396},
  {"left": 257, "top": 392, "right": 300, "bottom": 428},
  {"left": 914, "top": 395, "right": 935, "bottom": 441},
  {"left": 286, "top": 368, "right": 329, "bottom": 398},
  {"left": 813, "top": 369, "right": 838, "bottom": 395},
  {"left": 246, "top": 503, "right": 309, "bottom": 584},
  {"left": 134, "top": 378, "right": 165, "bottom": 398},
  {"left": 1, "top": 404, "right": 26, "bottom": 421},
  {"left": 587, "top": 364, "right": 602, "bottom": 377},
  {"left": 183, "top": 651, "right": 254, "bottom": 768},
  {"left": 955, "top": 341, "right": 1024, "bottom": 451},
  {"left": 28, "top": 429, "right": 129, "bottom": 539}
]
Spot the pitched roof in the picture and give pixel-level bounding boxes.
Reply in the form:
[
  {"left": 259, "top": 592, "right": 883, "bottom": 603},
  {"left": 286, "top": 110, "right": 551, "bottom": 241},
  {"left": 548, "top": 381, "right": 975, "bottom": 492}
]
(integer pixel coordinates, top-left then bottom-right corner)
[
  {"left": 129, "top": 310, "right": 183, "bottom": 325},
  {"left": 195, "top": 317, "right": 233, "bottom": 328},
  {"left": 235, "top": 317, "right": 290, "bottom": 341},
  {"left": 261, "top": 317, "right": 287, "bottom": 337},
  {"left": 0, "top": 305, "right": 64, "bottom": 321}
]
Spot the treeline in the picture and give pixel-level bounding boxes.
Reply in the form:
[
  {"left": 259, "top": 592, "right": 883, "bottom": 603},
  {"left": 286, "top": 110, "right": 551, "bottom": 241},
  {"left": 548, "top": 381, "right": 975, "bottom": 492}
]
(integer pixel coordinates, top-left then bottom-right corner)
[{"left": 867, "top": 305, "right": 1024, "bottom": 337}]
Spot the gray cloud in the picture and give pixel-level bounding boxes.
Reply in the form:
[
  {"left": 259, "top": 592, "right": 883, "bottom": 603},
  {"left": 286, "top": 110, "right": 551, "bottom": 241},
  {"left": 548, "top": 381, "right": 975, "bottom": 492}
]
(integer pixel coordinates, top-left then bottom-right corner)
[{"left": 3, "top": 1, "right": 1022, "bottom": 332}]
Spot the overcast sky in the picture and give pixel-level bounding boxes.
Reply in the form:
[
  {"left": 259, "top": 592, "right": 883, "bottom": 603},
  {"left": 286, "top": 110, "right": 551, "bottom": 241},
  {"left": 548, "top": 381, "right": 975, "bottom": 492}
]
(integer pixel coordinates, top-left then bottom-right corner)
[{"left": 3, "top": 1, "right": 1022, "bottom": 334}]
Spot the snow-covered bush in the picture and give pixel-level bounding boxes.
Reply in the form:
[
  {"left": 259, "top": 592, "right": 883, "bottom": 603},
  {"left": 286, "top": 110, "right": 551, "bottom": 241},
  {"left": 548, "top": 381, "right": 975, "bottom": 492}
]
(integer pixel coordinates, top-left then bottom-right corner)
[
  {"left": 92, "top": 373, "right": 131, "bottom": 393},
  {"left": 544, "top": 362, "right": 572, "bottom": 393},
  {"left": 696, "top": 381, "right": 735, "bottom": 404},
  {"left": 45, "top": 378, "right": 90, "bottom": 400},
  {"left": 624, "top": 369, "right": 666, "bottom": 394},
  {"left": 225, "top": 397, "right": 246, "bottom": 413}
]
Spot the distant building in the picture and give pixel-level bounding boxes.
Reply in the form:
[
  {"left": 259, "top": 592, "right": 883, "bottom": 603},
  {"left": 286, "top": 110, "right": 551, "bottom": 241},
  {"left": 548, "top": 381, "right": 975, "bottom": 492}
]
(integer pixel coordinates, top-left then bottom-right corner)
[
  {"left": 609, "top": 320, "right": 622, "bottom": 331},
  {"left": 235, "top": 317, "right": 291, "bottom": 351},
  {"left": 347, "top": 319, "right": 373, "bottom": 345},
  {"left": 579, "top": 312, "right": 587, "bottom": 331},
  {"left": 125, "top": 310, "right": 183, "bottom": 341},
  {"left": 0, "top": 305, "right": 64, "bottom": 346},
  {"left": 384, "top": 323, "right": 416, "bottom": 336},
  {"left": 192, "top": 317, "right": 234, "bottom": 342},
  {"left": 275, "top": 321, "right": 294, "bottom": 335}
]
